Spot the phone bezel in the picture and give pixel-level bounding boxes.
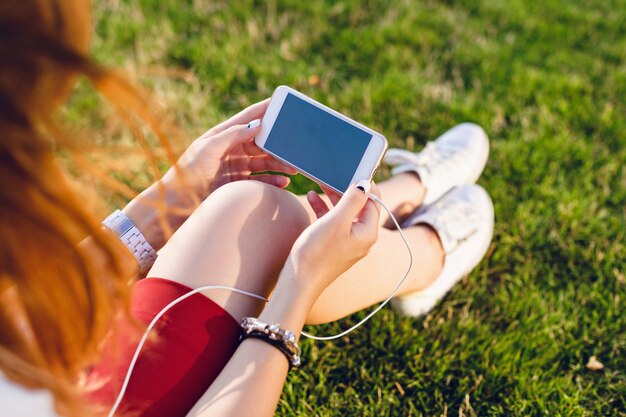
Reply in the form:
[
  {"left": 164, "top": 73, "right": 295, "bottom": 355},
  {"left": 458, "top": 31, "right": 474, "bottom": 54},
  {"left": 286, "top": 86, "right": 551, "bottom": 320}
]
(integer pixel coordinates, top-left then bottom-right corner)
[{"left": 254, "top": 86, "right": 388, "bottom": 194}]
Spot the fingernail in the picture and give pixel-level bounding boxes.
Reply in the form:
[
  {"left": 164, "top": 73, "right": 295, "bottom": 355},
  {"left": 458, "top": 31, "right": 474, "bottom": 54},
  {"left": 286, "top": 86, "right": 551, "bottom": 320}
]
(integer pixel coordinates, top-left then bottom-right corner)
[
  {"left": 355, "top": 179, "right": 371, "bottom": 194},
  {"left": 247, "top": 119, "right": 261, "bottom": 129}
]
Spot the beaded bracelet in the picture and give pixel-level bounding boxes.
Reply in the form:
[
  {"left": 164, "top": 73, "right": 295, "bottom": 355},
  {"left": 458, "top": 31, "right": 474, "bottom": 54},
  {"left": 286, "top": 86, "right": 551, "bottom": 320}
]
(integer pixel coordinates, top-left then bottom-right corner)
[
  {"left": 240, "top": 317, "right": 301, "bottom": 369},
  {"left": 241, "top": 331, "right": 298, "bottom": 370}
]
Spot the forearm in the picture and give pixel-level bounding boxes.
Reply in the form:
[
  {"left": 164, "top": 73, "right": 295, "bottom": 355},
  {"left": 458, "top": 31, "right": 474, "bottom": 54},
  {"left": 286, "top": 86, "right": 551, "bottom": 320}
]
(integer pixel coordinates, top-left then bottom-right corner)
[
  {"left": 122, "top": 178, "right": 197, "bottom": 251},
  {"left": 186, "top": 277, "right": 316, "bottom": 417}
]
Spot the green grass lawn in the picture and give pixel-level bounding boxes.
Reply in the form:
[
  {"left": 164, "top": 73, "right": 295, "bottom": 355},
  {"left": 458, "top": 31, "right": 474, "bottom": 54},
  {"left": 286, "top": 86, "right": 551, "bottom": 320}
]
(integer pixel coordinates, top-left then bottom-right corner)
[{"left": 73, "top": 0, "right": 625, "bottom": 415}]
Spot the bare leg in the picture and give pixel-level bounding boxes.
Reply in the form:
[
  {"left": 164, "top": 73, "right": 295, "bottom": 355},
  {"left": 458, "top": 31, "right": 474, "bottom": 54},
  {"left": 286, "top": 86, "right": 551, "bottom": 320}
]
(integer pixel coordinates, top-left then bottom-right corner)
[
  {"left": 377, "top": 173, "right": 426, "bottom": 228},
  {"left": 306, "top": 226, "right": 443, "bottom": 324}
]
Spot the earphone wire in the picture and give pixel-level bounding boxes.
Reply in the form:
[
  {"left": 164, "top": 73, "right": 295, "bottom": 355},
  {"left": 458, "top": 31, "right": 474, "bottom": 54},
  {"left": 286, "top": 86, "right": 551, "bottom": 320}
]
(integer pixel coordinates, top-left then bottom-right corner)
[{"left": 108, "top": 195, "right": 412, "bottom": 416}]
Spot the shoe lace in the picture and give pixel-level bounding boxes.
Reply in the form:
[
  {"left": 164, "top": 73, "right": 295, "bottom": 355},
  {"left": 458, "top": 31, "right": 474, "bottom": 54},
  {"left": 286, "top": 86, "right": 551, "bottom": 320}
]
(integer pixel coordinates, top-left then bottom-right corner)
[
  {"left": 434, "top": 197, "right": 480, "bottom": 247},
  {"left": 413, "top": 142, "right": 461, "bottom": 176}
]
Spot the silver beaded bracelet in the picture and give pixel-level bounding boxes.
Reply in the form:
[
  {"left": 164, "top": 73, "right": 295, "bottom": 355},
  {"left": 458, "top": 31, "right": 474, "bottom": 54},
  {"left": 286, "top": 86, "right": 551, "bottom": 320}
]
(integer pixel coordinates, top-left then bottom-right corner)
[
  {"left": 240, "top": 317, "right": 301, "bottom": 369},
  {"left": 102, "top": 210, "right": 158, "bottom": 274}
]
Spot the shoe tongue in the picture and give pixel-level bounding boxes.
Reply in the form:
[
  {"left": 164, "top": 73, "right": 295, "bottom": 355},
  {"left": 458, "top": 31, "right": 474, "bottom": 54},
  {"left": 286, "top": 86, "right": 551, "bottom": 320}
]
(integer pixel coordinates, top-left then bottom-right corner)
[
  {"left": 414, "top": 165, "right": 431, "bottom": 189},
  {"left": 424, "top": 217, "right": 459, "bottom": 253},
  {"left": 406, "top": 202, "right": 478, "bottom": 254},
  {"left": 403, "top": 210, "right": 453, "bottom": 253}
]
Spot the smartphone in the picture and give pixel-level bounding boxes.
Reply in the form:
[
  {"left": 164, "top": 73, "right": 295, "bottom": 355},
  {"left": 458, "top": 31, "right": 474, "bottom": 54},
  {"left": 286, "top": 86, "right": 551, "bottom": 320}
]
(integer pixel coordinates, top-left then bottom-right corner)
[{"left": 255, "top": 86, "right": 388, "bottom": 194}]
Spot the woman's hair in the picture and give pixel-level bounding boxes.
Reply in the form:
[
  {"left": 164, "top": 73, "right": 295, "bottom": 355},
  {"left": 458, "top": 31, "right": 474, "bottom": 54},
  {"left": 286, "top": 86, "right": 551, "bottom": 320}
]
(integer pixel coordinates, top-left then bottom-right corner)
[{"left": 0, "top": 1, "right": 176, "bottom": 415}]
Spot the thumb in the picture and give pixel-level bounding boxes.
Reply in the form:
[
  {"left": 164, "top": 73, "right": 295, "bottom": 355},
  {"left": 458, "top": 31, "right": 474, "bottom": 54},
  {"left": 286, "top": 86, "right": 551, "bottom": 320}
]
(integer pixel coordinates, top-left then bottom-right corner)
[{"left": 330, "top": 181, "right": 370, "bottom": 223}]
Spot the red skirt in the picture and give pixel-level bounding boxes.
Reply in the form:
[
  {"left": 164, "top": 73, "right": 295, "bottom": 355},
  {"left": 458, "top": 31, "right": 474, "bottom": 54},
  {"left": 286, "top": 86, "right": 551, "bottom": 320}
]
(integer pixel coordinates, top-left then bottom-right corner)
[{"left": 88, "top": 278, "right": 241, "bottom": 417}]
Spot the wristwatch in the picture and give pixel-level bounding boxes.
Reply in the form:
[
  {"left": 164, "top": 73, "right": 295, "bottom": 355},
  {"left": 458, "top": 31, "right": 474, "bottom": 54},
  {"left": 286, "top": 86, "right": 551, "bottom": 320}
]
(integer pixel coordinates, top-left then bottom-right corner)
[{"left": 102, "top": 210, "right": 157, "bottom": 274}]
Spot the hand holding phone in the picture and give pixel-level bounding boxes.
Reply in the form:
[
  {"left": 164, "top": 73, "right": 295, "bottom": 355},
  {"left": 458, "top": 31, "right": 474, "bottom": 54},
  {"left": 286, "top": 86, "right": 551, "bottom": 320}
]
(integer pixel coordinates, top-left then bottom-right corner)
[
  {"left": 280, "top": 182, "right": 381, "bottom": 300},
  {"left": 254, "top": 86, "right": 387, "bottom": 194}
]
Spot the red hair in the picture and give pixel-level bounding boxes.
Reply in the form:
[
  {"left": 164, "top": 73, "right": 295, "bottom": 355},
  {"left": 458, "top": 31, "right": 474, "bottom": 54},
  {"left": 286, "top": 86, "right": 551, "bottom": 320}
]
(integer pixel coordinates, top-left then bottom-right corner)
[{"left": 0, "top": 0, "right": 178, "bottom": 415}]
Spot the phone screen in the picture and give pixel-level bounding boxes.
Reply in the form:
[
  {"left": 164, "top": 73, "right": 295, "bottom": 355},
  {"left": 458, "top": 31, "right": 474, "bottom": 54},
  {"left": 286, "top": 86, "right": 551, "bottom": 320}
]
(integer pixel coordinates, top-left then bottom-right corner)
[{"left": 263, "top": 93, "right": 372, "bottom": 191}]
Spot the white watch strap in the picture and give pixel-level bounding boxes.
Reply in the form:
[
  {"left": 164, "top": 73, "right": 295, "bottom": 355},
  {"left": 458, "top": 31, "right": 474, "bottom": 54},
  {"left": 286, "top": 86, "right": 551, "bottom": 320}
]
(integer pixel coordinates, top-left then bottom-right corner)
[{"left": 102, "top": 210, "right": 157, "bottom": 274}]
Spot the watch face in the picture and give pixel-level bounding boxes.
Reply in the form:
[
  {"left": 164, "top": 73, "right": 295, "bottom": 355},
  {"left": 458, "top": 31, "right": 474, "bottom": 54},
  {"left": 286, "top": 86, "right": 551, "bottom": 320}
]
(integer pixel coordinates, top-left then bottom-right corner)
[{"left": 117, "top": 217, "right": 135, "bottom": 236}]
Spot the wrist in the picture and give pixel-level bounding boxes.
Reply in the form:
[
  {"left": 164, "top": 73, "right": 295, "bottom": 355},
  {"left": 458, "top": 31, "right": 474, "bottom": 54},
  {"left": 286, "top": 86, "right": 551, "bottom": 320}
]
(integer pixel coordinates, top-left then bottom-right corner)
[
  {"left": 122, "top": 180, "right": 191, "bottom": 250},
  {"left": 258, "top": 274, "right": 318, "bottom": 340},
  {"left": 276, "top": 255, "right": 330, "bottom": 300}
]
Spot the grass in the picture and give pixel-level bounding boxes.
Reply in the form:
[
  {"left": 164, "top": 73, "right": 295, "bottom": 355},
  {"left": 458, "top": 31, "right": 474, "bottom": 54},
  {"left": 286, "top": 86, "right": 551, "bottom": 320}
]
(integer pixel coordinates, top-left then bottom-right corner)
[{"left": 70, "top": 0, "right": 626, "bottom": 415}]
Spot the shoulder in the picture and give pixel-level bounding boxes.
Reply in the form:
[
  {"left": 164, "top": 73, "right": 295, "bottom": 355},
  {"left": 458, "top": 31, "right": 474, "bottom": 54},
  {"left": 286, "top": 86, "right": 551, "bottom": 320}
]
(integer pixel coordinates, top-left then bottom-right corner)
[{"left": 0, "top": 372, "right": 59, "bottom": 417}]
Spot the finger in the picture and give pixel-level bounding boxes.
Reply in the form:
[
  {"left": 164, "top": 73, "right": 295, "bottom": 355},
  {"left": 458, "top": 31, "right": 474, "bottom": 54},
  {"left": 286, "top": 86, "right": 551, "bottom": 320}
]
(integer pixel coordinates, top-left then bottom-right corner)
[
  {"left": 249, "top": 174, "right": 290, "bottom": 188},
  {"left": 248, "top": 158, "right": 298, "bottom": 175},
  {"left": 355, "top": 198, "right": 380, "bottom": 230},
  {"left": 242, "top": 140, "right": 267, "bottom": 156},
  {"left": 211, "top": 122, "right": 261, "bottom": 153},
  {"left": 358, "top": 180, "right": 381, "bottom": 220},
  {"left": 369, "top": 181, "right": 382, "bottom": 201},
  {"left": 350, "top": 197, "right": 380, "bottom": 247},
  {"left": 207, "top": 99, "right": 271, "bottom": 135},
  {"left": 320, "top": 185, "right": 341, "bottom": 206},
  {"left": 349, "top": 180, "right": 380, "bottom": 242},
  {"left": 330, "top": 183, "right": 369, "bottom": 223},
  {"left": 306, "top": 190, "right": 331, "bottom": 219}
]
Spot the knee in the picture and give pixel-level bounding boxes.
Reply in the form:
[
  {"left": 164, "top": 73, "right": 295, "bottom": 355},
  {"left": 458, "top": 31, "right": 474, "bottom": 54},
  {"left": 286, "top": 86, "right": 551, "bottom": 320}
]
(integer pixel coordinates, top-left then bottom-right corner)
[
  {"left": 207, "top": 180, "right": 292, "bottom": 211},
  {"left": 200, "top": 180, "right": 311, "bottom": 231},
  {"left": 209, "top": 179, "right": 280, "bottom": 201}
]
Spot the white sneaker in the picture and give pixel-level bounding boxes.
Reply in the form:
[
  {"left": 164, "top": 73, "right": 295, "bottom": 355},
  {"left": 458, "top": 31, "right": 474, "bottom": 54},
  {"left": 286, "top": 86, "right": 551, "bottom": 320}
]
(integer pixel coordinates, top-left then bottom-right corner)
[
  {"left": 384, "top": 123, "right": 489, "bottom": 205},
  {"left": 391, "top": 184, "right": 494, "bottom": 317}
]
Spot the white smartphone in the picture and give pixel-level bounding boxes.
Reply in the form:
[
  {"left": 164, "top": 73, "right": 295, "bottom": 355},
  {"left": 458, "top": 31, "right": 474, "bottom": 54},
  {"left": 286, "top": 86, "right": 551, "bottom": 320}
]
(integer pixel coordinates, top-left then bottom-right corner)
[{"left": 254, "top": 86, "right": 388, "bottom": 194}]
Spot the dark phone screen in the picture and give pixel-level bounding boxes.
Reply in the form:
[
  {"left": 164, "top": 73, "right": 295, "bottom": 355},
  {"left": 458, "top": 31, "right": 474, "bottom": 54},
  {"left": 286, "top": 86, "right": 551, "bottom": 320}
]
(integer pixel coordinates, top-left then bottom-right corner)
[{"left": 264, "top": 93, "right": 372, "bottom": 191}]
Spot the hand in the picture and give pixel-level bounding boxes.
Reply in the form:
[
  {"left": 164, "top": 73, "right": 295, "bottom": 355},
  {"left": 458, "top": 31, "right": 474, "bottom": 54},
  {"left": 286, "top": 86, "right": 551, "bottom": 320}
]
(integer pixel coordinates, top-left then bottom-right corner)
[
  {"left": 123, "top": 100, "right": 297, "bottom": 251},
  {"left": 161, "top": 99, "right": 297, "bottom": 202},
  {"left": 280, "top": 182, "right": 381, "bottom": 299}
]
